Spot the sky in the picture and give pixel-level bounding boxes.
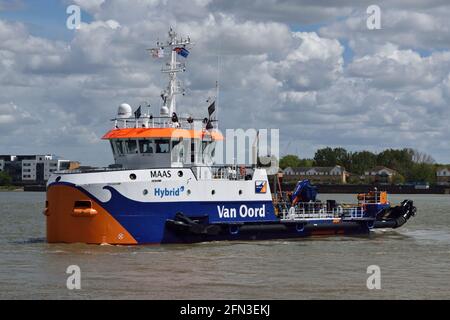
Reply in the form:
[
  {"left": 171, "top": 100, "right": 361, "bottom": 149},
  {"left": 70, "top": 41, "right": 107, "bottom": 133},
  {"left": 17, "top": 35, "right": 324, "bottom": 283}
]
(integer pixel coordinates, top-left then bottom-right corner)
[{"left": 0, "top": 0, "right": 449, "bottom": 166}]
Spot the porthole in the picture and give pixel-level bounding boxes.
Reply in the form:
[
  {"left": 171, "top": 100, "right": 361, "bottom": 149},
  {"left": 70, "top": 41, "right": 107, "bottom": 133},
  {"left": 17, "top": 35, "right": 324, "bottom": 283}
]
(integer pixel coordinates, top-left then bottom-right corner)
[
  {"left": 187, "top": 189, "right": 191, "bottom": 195},
  {"left": 239, "top": 190, "right": 243, "bottom": 195},
  {"left": 129, "top": 173, "right": 136, "bottom": 180},
  {"left": 143, "top": 189, "right": 148, "bottom": 195},
  {"left": 178, "top": 170, "right": 183, "bottom": 177},
  {"left": 211, "top": 190, "right": 216, "bottom": 195},
  {"left": 55, "top": 176, "right": 61, "bottom": 182}
]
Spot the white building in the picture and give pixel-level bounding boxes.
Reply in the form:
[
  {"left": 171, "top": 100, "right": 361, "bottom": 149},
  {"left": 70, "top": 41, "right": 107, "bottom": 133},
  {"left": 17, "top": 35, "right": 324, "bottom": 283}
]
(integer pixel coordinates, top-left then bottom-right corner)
[
  {"left": 436, "top": 167, "right": 450, "bottom": 186},
  {"left": 283, "top": 166, "right": 348, "bottom": 183},
  {"left": 21, "top": 155, "right": 76, "bottom": 181},
  {"left": 364, "top": 166, "right": 398, "bottom": 184}
]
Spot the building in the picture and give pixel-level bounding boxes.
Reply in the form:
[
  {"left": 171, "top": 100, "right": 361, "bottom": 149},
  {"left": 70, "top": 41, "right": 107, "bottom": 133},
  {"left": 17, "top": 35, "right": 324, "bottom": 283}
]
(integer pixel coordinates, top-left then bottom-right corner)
[
  {"left": 283, "top": 166, "right": 348, "bottom": 184},
  {"left": 436, "top": 167, "right": 450, "bottom": 186},
  {"left": 0, "top": 154, "right": 80, "bottom": 184},
  {"left": 364, "top": 166, "right": 398, "bottom": 184}
]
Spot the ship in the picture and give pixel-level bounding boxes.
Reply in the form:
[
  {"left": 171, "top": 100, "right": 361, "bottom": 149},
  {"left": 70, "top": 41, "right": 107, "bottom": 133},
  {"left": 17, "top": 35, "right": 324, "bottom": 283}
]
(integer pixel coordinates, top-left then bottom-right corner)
[{"left": 44, "top": 29, "right": 416, "bottom": 244}]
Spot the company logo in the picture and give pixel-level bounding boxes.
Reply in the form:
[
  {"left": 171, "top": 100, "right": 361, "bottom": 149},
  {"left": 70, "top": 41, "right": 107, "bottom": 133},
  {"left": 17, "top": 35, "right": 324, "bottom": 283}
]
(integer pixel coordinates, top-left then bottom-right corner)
[
  {"left": 255, "top": 181, "right": 267, "bottom": 194},
  {"left": 217, "top": 204, "right": 266, "bottom": 218},
  {"left": 154, "top": 186, "right": 184, "bottom": 198}
]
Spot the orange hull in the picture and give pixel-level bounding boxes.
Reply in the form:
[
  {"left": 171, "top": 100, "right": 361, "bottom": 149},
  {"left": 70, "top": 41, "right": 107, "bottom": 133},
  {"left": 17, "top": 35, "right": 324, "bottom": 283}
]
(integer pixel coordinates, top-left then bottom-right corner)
[{"left": 46, "top": 185, "right": 137, "bottom": 244}]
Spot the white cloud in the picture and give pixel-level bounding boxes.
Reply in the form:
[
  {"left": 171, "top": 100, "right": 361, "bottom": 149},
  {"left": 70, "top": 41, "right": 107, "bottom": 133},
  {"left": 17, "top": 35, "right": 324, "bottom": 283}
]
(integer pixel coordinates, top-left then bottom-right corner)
[{"left": 0, "top": 1, "right": 449, "bottom": 164}]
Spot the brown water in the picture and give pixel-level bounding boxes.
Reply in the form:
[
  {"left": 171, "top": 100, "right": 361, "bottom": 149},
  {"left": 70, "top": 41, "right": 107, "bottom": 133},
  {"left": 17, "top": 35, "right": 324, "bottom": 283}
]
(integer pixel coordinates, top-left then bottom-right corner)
[{"left": 0, "top": 192, "right": 449, "bottom": 299}]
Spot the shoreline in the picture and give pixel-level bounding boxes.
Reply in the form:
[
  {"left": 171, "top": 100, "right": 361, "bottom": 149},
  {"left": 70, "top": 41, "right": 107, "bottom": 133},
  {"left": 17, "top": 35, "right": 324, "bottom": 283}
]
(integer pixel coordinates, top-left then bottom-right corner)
[
  {"left": 2, "top": 183, "right": 449, "bottom": 194},
  {"left": 272, "top": 182, "right": 450, "bottom": 195},
  {"left": 0, "top": 187, "right": 24, "bottom": 192}
]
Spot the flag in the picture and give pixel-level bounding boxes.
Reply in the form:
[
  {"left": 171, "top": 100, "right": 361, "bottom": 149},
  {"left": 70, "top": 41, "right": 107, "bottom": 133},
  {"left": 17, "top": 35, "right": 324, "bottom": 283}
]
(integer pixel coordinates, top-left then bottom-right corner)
[
  {"left": 208, "top": 101, "right": 215, "bottom": 116},
  {"left": 134, "top": 106, "right": 141, "bottom": 119},
  {"left": 151, "top": 48, "right": 164, "bottom": 58},
  {"left": 174, "top": 47, "right": 189, "bottom": 58}
]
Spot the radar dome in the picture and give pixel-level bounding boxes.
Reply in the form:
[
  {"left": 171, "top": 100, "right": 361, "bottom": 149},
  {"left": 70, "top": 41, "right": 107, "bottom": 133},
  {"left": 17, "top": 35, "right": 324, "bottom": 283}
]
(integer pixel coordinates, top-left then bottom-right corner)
[
  {"left": 160, "top": 105, "right": 169, "bottom": 117},
  {"left": 117, "top": 103, "right": 132, "bottom": 119}
]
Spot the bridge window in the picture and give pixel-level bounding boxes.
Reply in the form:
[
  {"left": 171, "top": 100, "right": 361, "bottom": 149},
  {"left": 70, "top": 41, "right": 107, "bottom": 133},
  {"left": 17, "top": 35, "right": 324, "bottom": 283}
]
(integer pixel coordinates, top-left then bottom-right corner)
[
  {"left": 155, "top": 139, "right": 170, "bottom": 153},
  {"left": 172, "top": 139, "right": 181, "bottom": 149},
  {"left": 115, "top": 140, "right": 124, "bottom": 155},
  {"left": 139, "top": 139, "right": 154, "bottom": 154},
  {"left": 125, "top": 140, "right": 139, "bottom": 154}
]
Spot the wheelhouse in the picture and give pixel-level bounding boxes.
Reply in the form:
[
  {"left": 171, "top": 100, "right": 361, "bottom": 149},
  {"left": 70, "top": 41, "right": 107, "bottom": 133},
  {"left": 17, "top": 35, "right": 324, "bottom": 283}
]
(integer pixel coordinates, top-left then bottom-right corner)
[{"left": 102, "top": 120, "right": 223, "bottom": 170}]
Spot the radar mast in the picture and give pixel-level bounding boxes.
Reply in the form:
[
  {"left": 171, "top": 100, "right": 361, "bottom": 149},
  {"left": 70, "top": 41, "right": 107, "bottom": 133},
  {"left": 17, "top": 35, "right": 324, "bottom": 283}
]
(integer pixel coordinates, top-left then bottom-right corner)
[{"left": 148, "top": 28, "right": 191, "bottom": 117}]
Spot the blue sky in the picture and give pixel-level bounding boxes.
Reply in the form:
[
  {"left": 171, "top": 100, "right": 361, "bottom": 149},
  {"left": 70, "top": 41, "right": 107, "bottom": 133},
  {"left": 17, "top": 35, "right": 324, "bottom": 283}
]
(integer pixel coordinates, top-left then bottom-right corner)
[
  {"left": 1, "top": 0, "right": 449, "bottom": 165},
  {"left": 0, "top": 0, "right": 93, "bottom": 40}
]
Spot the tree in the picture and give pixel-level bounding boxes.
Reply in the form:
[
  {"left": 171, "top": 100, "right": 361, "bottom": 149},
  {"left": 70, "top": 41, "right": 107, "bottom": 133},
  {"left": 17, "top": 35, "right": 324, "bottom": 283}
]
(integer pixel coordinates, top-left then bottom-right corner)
[
  {"left": 391, "top": 174, "right": 405, "bottom": 185},
  {"left": 314, "top": 147, "right": 350, "bottom": 168},
  {"left": 349, "top": 151, "right": 377, "bottom": 175},
  {"left": 408, "top": 163, "right": 436, "bottom": 184},
  {"left": 376, "top": 148, "right": 414, "bottom": 177},
  {"left": 0, "top": 171, "right": 12, "bottom": 186},
  {"left": 279, "top": 155, "right": 301, "bottom": 169},
  {"left": 407, "top": 148, "right": 436, "bottom": 164}
]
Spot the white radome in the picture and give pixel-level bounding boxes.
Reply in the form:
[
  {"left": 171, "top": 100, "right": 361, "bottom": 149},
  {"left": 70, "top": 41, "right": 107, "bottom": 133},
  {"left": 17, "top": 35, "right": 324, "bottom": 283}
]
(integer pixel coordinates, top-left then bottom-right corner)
[
  {"left": 160, "top": 105, "right": 169, "bottom": 116},
  {"left": 117, "top": 103, "right": 132, "bottom": 118}
]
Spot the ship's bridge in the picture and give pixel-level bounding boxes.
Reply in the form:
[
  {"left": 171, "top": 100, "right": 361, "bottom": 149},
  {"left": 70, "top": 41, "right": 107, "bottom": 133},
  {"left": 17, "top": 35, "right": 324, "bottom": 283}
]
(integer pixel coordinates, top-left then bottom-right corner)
[
  {"left": 102, "top": 111, "right": 223, "bottom": 171},
  {"left": 102, "top": 29, "right": 225, "bottom": 177}
]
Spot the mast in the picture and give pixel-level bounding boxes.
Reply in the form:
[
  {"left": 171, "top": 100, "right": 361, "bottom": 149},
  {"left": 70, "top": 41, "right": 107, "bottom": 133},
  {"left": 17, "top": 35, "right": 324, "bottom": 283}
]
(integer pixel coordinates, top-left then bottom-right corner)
[{"left": 148, "top": 28, "right": 191, "bottom": 117}]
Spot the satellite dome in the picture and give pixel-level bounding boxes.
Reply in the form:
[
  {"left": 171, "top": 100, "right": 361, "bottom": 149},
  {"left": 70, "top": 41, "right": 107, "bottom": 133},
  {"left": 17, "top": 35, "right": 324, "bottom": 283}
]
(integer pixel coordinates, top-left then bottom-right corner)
[
  {"left": 160, "top": 105, "right": 169, "bottom": 117},
  {"left": 117, "top": 103, "right": 132, "bottom": 119}
]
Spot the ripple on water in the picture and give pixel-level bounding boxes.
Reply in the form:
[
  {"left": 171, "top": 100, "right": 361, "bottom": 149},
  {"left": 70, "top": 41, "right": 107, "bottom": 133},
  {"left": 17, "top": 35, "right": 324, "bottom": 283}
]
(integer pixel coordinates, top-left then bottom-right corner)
[{"left": 1, "top": 192, "right": 450, "bottom": 299}]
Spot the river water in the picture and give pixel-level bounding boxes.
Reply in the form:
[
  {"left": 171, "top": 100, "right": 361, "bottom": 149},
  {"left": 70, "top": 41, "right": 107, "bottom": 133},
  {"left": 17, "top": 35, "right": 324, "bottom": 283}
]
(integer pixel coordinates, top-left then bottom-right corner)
[{"left": 0, "top": 192, "right": 449, "bottom": 299}]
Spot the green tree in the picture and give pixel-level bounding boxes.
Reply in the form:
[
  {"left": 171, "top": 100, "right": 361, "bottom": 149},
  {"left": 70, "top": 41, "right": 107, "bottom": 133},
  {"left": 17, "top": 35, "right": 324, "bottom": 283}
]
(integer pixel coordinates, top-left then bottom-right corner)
[
  {"left": 408, "top": 163, "right": 436, "bottom": 184},
  {"left": 0, "top": 171, "right": 12, "bottom": 186},
  {"left": 279, "top": 155, "right": 301, "bottom": 169},
  {"left": 349, "top": 151, "right": 377, "bottom": 175},
  {"left": 298, "top": 159, "right": 314, "bottom": 167},
  {"left": 391, "top": 174, "right": 405, "bottom": 185},
  {"left": 279, "top": 155, "right": 314, "bottom": 170},
  {"left": 377, "top": 148, "right": 414, "bottom": 177},
  {"left": 314, "top": 147, "right": 350, "bottom": 168}
]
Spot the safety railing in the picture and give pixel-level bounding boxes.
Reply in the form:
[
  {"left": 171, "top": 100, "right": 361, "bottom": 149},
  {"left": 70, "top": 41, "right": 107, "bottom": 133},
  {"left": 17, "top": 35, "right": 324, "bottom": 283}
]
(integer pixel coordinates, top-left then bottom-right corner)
[
  {"left": 111, "top": 116, "right": 218, "bottom": 131},
  {"left": 279, "top": 202, "right": 365, "bottom": 221},
  {"left": 192, "top": 165, "right": 253, "bottom": 181}
]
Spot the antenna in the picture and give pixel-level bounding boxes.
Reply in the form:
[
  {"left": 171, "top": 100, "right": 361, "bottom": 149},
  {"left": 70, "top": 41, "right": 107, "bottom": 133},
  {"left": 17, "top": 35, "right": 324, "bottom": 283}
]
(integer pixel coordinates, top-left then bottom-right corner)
[
  {"left": 216, "top": 55, "right": 220, "bottom": 129},
  {"left": 147, "top": 28, "right": 191, "bottom": 117}
]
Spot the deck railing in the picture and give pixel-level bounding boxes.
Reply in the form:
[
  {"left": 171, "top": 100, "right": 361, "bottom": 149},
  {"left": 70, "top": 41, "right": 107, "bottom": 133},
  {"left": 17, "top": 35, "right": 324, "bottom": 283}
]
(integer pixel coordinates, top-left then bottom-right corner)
[
  {"left": 112, "top": 116, "right": 218, "bottom": 131},
  {"left": 279, "top": 202, "right": 365, "bottom": 220}
]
